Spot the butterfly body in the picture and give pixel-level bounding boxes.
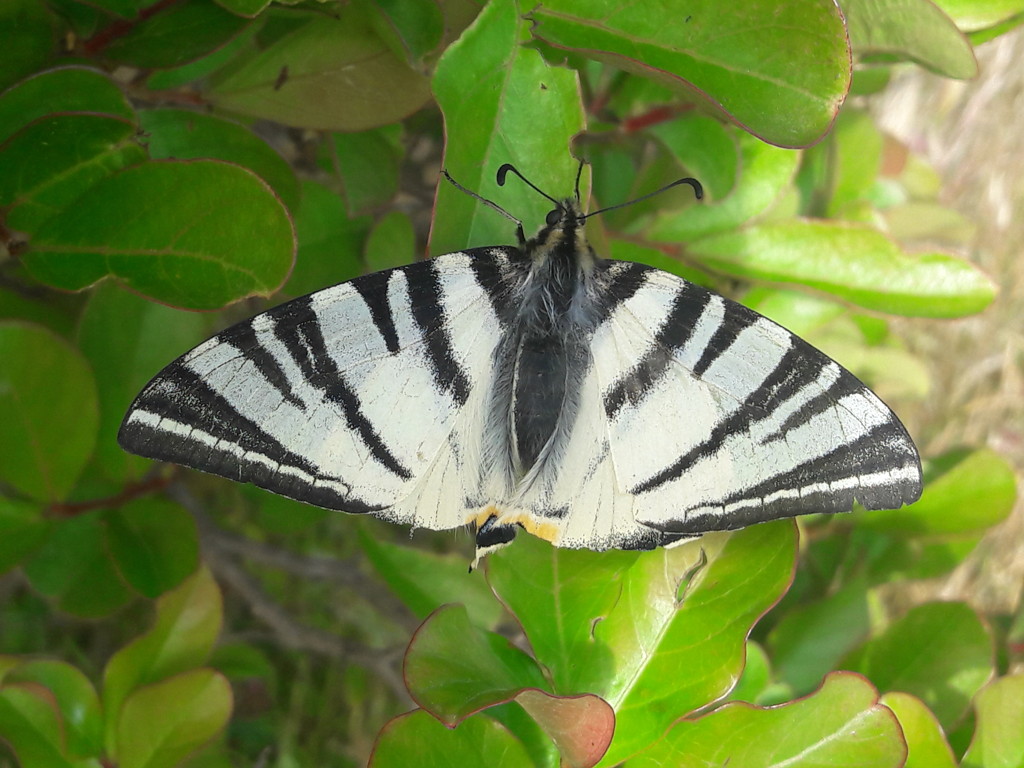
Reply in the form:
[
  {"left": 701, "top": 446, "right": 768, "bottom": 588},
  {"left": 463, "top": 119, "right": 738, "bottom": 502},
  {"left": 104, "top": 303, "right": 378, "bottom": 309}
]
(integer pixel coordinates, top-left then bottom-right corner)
[{"left": 119, "top": 185, "right": 922, "bottom": 563}]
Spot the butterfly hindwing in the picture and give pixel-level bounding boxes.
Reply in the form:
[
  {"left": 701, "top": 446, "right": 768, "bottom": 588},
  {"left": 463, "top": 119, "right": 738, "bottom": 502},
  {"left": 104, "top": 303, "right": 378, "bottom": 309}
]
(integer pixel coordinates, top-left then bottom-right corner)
[{"left": 118, "top": 248, "right": 522, "bottom": 529}]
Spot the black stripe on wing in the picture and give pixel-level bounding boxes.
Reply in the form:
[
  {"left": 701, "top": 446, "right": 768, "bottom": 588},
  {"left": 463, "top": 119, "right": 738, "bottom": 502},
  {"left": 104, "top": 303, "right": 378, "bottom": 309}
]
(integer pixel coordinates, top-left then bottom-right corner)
[
  {"left": 633, "top": 340, "right": 853, "bottom": 495},
  {"left": 604, "top": 279, "right": 713, "bottom": 419},
  {"left": 655, "top": 425, "right": 922, "bottom": 535},
  {"left": 270, "top": 295, "right": 412, "bottom": 480},
  {"left": 117, "top": 364, "right": 380, "bottom": 513},
  {"left": 406, "top": 260, "right": 471, "bottom": 406}
]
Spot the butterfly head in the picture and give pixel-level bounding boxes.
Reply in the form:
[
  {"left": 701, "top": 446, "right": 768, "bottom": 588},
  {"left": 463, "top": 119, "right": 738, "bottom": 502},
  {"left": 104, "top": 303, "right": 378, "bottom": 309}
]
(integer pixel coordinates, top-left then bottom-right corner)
[{"left": 527, "top": 197, "right": 597, "bottom": 271}]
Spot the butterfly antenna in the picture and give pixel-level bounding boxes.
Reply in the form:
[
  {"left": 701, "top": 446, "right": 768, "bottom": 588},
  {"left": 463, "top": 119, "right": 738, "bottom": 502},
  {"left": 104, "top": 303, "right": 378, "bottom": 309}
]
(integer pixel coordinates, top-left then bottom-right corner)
[
  {"left": 583, "top": 176, "right": 703, "bottom": 220},
  {"left": 442, "top": 168, "right": 526, "bottom": 244},
  {"left": 496, "top": 163, "right": 562, "bottom": 209}
]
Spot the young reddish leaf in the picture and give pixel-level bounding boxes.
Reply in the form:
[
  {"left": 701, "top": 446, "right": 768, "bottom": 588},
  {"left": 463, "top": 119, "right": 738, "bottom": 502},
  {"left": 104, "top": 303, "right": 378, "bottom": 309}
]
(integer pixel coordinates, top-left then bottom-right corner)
[
  {"left": 488, "top": 522, "right": 797, "bottom": 767},
  {"left": 516, "top": 689, "right": 614, "bottom": 768}
]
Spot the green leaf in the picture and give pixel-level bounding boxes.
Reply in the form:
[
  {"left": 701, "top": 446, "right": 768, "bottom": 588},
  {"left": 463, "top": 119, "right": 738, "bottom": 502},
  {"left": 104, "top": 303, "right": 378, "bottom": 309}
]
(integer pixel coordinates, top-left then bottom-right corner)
[
  {"left": 0, "top": 113, "right": 146, "bottom": 233},
  {"left": 358, "top": 529, "right": 505, "bottom": 626},
  {"left": 631, "top": 672, "right": 906, "bottom": 767},
  {"left": 530, "top": 0, "right": 850, "bottom": 147},
  {"left": 432, "top": 0, "right": 587, "bottom": 256},
  {"left": 647, "top": 132, "right": 800, "bottom": 242},
  {"left": 22, "top": 511, "right": 133, "bottom": 618},
  {"left": 844, "top": 0, "right": 978, "bottom": 79},
  {"left": 647, "top": 114, "right": 740, "bottom": 202},
  {"left": 881, "top": 692, "right": 957, "bottom": 768},
  {"left": 0, "top": 0, "right": 57, "bottom": 92},
  {"left": 962, "top": 673, "right": 1024, "bottom": 768},
  {"left": 23, "top": 160, "right": 295, "bottom": 310},
  {"left": 767, "top": 576, "right": 871, "bottom": 695},
  {"left": 727, "top": 640, "right": 771, "bottom": 704},
  {"left": 145, "top": 20, "right": 263, "bottom": 91},
  {"left": 0, "top": 683, "right": 74, "bottom": 768},
  {"left": 5, "top": 660, "right": 103, "bottom": 759},
  {"left": 116, "top": 669, "right": 232, "bottom": 768},
  {"left": 365, "top": 210, "right": 415, "bottom": 272},
  {"left": 106, "top": 497, "right": 199, "bottom": 599},
  {"left": 858, "top": 448, "right": 1017, "bottom": 536},
  {"left": 206, "top": 9, "right": 431, "bottom": 131},
  {"left": 286, "top": 179, "right": 368, "bottom": 297},
  {"left": 77, "top": 281, "right": 208, "bottom": 482},
  {"left": 844, "top": 601, "right": 992, "bottom": 729},
  {"left": 369, "top": 708, "right": 533, "bottom": 768},
  {"left": 934, "top": 0, "right": 1024, "bottom": 32},
  {"left": 99, "top": 0, "right": 250, "bottom": 68},
  {"left": 822, "top": 108, "right": 885, "bottom": 217},
  {"left": 688, "top": 220, "right": 997, "bottom": 317},
  {"left": 0, "top": 498, "right": 51, "bottom": 573},
  {"left": 103, "top": 568, "right": 223, "bottom": 756},
  {"left": 404, "top": 604, "right": 549, "bottom": 725},
  {"left": 488, "top": 522, "right": 796, "bottom": 767},
  {"left": 139, "top": 108, "right": 300, "bottom": 212},
  {"left": 0, "top": 65, "right": 133, "bottom": 143},
  {"left": 329, "top": 126, "right": 403, "bottom": 216},
  {"left": 0, "top": 322, "right": 98, "bottom": 503},
  {"left": 365, "top": 0, "right": 445, "bottom": 64}
]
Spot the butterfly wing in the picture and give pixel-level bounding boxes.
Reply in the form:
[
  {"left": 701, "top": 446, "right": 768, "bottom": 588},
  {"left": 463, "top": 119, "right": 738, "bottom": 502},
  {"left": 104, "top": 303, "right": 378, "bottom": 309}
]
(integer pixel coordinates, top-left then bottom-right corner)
[
  {"left": 596, "top": 264, "right": 923, "bottom": 536},
  {"left": 510, "top": 261, "right": 922, "bottom": 550},
  {"left": 118, "top": 249, "right": 521, "bottom": 531}
]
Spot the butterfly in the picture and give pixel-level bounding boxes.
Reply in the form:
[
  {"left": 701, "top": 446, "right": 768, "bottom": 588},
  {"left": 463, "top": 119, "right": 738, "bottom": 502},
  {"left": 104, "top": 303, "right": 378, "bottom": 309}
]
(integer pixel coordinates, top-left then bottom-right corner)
[{"left": 119, "top": 163, "right": 923, "bottom": 565}]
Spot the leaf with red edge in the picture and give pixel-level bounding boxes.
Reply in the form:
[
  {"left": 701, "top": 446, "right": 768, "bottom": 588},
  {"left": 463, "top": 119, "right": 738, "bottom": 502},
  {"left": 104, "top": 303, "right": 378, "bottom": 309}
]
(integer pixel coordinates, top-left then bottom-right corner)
[
  {"left": 23, "top": 160, "right": 295, "bottom": 310},
  {"left": 369, "top": 709, "right": 532, "bottom": 768},
  {"left": 404, "top": 604, "right": 614, "bottom": 767},
  {"left": 631, "top": 672, "right": 906, "bottom": 767},
  {"left": 516, "top": 689, "right": 614, "bottom": 768},
  {"left": 403, "top": 604, "right": 548, "bottom": 725},
  {"left": 529, "top": 0, "right": 850, "bottom": 147}
]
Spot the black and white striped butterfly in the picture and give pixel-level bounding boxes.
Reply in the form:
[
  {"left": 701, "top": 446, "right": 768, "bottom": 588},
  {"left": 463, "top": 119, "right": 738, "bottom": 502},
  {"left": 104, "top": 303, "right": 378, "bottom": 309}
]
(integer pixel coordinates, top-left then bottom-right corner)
[{"left": 119, "top": 164, "right": 922, "bottom": 564}]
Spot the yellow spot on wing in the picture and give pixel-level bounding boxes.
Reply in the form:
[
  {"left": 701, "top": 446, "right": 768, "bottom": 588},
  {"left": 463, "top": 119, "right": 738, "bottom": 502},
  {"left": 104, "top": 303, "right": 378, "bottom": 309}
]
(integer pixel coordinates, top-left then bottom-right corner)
[{"left": 466, "top": 507, "right": 561, "bottom": 544}]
